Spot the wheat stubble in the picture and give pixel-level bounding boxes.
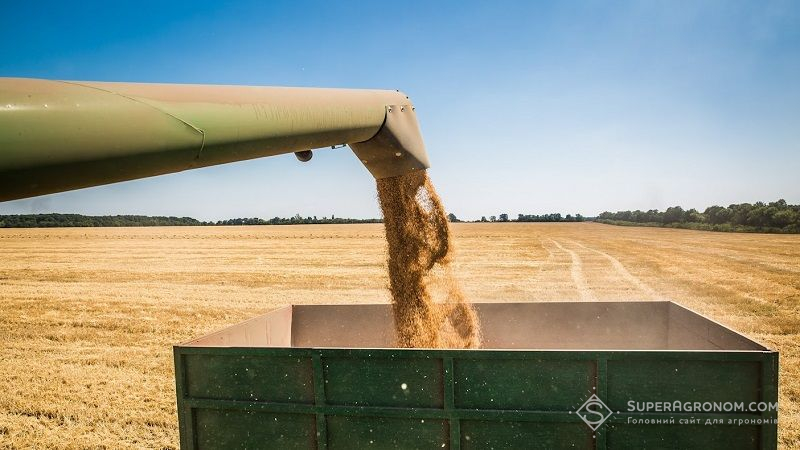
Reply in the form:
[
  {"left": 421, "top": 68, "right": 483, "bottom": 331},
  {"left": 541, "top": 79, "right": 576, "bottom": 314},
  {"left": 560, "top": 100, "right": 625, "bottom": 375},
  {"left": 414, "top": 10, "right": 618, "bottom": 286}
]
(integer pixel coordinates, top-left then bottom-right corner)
[{"left": 376, "top": 170, "right": 481, "bottom": 348}]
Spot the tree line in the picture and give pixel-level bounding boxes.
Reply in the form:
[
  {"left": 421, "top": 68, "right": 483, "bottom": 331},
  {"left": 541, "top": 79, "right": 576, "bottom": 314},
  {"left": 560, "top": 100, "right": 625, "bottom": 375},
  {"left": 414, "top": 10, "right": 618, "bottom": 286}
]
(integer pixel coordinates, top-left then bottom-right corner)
[
  {"left": 213, "top": 215, "right": 381, "bottom": 226},
  {"left": 0, "top": 213, "right": 381, "bottom": 228},
  {"left": 597, "top": 199, "right": 800, "bottom": 233},
  {"left": 463, "top": 213, "right": 584, "bottom": 223},
  {"left": 0, "top": 214, "right": 202, "bottom": 228},
  {"left": 14, "top": 202, "right": 795, "bottom": 231}
]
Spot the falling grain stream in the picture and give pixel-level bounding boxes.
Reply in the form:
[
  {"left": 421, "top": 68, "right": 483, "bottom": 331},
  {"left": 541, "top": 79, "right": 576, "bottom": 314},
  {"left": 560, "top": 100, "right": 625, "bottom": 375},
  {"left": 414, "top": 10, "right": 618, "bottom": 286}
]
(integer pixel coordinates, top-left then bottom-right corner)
[{"left": 377, "top": 170, "right": 481, "bottom": 348}]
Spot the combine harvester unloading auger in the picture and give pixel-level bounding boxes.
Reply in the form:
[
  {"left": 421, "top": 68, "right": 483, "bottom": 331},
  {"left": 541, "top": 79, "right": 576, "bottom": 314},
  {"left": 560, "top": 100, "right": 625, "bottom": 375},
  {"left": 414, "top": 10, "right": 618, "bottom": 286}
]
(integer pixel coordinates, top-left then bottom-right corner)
[
  {"left": 0, "top": 78, "right": 429, "bottom": 201},
  {"left": 0, "top": 78, "right": 778, "bottom": 449}
]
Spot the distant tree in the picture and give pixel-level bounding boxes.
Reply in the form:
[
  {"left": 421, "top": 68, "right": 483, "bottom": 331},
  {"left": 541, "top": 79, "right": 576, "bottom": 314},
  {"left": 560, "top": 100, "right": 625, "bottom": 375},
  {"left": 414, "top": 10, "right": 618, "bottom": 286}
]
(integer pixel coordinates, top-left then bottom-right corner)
[
  {"left": 747, "top": 204, "right": 772, "bottom": 227},
  {"left": 730, "top": 203, "right": 752, "bottom": 226},
  {"left": 498, "top": 213, "right": 509, "bottom": 222},
  {"left": 447, "top": 213, "right": 459, "bottom": 223},
  {"left": 490, "top": 215, "right": 496, "bottom": 222},
  {"left": 772, "top": 209, "right": 797, "bottom": 228},
  {"left": 704, "top": 206, "right": 729, "bottom": 225},
  {"left": 480, "top": 216, "right": 488, "bottom": 222},
  {"left": 683, "top": 208, "right": 704, "bottom": 223},
  {"left": 662, "top": 206, "right": 685, "bottom": 224}
]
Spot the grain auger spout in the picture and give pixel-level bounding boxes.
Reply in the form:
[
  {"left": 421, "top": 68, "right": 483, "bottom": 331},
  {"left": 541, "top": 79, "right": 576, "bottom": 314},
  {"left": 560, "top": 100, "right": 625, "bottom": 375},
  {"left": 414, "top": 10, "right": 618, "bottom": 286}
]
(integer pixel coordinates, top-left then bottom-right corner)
[{"left": 0, "top": 78, "right": 430, "bottom": 202}]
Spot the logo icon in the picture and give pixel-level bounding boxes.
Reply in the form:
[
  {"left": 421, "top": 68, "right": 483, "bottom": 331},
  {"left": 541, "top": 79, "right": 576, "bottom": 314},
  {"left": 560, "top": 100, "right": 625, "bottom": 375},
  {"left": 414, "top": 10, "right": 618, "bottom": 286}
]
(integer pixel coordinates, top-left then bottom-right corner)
[{"left": 574, "top": 394, "right": 614, "bottom": 431}]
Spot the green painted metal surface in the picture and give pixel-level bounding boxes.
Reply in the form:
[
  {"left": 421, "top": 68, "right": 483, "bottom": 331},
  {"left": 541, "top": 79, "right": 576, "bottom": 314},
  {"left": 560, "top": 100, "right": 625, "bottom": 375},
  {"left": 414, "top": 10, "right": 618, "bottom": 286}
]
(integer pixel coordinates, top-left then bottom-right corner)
[
  {"left": 0, "top": 78, "right": 430, "bottom": 201},
  {"left": 174, "top": 303, "right": 779, "bottom": 449}
]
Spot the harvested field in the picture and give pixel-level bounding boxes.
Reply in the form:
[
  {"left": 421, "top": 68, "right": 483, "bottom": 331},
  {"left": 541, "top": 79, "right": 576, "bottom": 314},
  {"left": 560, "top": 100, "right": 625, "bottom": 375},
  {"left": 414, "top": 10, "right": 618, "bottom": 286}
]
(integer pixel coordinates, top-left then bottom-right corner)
[{"left": 0, "top": 222, "right": 798, "bottom": 448}]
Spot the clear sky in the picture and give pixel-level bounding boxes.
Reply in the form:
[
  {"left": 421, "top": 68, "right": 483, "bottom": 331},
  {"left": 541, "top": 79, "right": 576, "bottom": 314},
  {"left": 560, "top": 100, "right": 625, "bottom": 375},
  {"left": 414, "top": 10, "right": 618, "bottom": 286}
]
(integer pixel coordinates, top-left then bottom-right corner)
[{"left": 1, "top": 0, "right": 798, "bottom": 221}]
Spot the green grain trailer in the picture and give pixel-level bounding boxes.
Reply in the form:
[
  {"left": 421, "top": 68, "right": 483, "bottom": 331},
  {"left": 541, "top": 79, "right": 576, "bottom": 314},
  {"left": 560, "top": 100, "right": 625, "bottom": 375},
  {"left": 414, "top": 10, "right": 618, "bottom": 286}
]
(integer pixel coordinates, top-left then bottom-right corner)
[{"left": 175, "top": 301, "right": 778, "bottom": 449}]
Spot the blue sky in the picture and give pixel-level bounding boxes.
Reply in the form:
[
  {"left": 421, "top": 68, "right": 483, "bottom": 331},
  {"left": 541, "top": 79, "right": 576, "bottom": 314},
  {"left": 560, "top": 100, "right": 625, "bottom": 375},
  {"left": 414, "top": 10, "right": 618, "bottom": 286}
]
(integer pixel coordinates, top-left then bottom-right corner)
[{"left": 1, "top": 0, "right": 798, "bottom": 220}]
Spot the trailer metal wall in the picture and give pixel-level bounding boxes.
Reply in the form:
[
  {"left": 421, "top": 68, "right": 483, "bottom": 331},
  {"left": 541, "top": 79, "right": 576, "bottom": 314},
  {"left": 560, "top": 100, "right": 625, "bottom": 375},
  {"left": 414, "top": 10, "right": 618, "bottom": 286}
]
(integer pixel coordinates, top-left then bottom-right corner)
[{"left": 174, "top": 302, "right": 778, "bottom": 449}]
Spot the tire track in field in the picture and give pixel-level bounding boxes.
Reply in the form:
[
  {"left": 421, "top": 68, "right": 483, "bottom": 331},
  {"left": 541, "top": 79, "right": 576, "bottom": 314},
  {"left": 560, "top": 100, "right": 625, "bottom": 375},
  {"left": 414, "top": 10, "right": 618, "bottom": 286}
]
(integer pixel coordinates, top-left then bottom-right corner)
[
  {"left": 535, "top": 237, "right": 557, "bottom": 277},
  {"left": 564, "top": 239, "right": 664, "bottom": 300},
  {"left": 549, "top": 239, "right": 595, "bottom": 301}
]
